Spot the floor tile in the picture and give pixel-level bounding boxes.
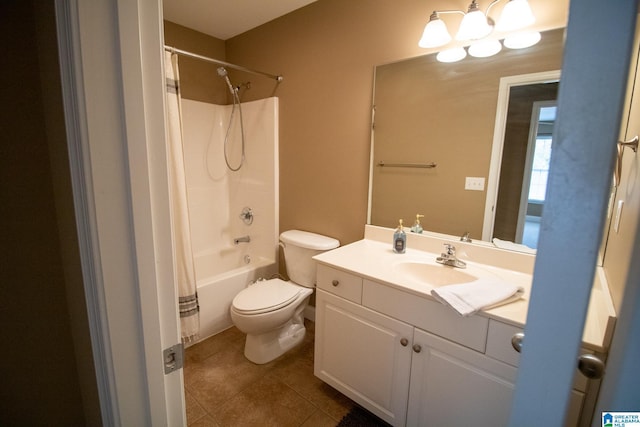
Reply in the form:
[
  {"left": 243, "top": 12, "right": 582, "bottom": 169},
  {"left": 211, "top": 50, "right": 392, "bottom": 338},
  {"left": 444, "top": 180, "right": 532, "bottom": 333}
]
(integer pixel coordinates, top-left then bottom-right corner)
[
  {"left": 211, "top": 375, "right": 317, "bottom": 427},
  {"left": 185, "top": 320, "right": 354, "bottom": 427}
]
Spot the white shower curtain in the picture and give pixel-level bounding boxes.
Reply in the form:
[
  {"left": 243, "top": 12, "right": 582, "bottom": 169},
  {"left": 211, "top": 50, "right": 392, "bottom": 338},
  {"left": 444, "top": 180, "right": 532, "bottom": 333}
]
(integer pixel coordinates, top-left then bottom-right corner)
[{"left": 165, "top": 51, "right": 199, "bottom": 342}]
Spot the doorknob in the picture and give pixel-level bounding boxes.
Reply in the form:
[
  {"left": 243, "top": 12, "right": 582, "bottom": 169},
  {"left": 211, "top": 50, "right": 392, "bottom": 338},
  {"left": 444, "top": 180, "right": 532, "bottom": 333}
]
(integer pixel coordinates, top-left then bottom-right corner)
[
  {"left": 577, "top": 354, "right": 605, "bottom": 379},
  {"left": 511, "top": 332, "right": 605, "bottom": 379}
]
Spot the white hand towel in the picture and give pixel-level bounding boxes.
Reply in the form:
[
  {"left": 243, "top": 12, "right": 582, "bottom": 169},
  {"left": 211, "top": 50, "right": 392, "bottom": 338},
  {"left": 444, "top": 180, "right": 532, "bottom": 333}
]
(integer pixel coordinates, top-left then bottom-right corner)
[
  {"left": 492, "top": 238, "right": 536, "bottom": 254},
  {"left": 431, "top": 278, "right": 524, "bottom": 316}
]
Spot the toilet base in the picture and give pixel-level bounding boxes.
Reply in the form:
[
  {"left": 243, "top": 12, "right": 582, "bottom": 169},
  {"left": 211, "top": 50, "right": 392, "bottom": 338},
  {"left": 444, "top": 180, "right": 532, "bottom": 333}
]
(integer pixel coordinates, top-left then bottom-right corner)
[{"left": 244, "top": 319, "right": 307, "bottom": 364}]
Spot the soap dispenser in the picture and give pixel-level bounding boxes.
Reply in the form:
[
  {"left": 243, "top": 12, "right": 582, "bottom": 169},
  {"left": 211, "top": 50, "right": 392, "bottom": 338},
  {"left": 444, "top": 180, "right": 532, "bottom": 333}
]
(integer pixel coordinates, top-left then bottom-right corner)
[
  {"left": 393, "top": 219, "right": 406, "bottom": 254},
  {"left": 410, "top": 214, "right": 424, "bottom": 234}
]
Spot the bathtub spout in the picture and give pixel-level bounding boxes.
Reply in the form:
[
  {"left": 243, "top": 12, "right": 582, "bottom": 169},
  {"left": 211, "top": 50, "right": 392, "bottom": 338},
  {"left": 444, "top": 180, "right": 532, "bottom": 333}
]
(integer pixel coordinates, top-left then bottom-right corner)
[{"left": 234, "top": 235, "right": 251, "bottom": 245}]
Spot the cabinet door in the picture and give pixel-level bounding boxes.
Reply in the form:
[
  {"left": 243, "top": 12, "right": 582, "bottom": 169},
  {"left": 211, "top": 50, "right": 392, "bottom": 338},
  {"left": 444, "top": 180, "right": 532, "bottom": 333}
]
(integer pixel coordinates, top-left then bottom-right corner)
[
  {"left": 407, "top": 328, "right": 518, "bottom": 427},
  {"left": 315, "top": 290, "right": 413, "bottom": 426}
]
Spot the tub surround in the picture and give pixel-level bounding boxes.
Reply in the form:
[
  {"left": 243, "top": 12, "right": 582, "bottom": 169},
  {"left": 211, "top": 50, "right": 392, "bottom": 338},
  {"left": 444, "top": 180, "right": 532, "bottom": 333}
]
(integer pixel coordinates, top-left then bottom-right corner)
[{"left": 314, "top": 225, "right": 615, "bottom": 353}]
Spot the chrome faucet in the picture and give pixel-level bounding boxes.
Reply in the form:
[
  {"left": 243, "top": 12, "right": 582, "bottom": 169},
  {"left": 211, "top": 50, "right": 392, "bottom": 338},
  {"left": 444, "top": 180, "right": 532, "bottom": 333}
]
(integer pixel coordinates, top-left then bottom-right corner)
[
  {"left": 436, "top": 244, "right": 467, "bottom": 268},
  {"left": 233, "top": 235, "right": 251, "bottom": 245},
  {"left": 460, "top": 231, "right": 472, "bottom": 243}
]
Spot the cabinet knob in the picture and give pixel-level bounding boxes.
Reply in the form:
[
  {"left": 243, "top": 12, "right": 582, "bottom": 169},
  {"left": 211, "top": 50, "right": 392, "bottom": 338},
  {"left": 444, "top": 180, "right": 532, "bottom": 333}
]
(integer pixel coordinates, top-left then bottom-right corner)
[
  {"left": 400, "top": 338, "right": 409, "bottom": 347},
  {"left": 413, "top": 344, "right": 422, "bottom": 353},
  {"left": 332, "top": 279, "right": 339, "bottom": 287},
  {"left": 511, "top": 332, "right": 524, "bottom": 353}
]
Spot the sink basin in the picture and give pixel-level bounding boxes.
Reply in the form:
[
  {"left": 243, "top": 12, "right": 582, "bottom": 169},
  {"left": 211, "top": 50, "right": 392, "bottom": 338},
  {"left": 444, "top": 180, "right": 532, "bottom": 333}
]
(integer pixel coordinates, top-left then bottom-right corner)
[{"left": 393, "top": 262, "right": 479, "bottom": 287}]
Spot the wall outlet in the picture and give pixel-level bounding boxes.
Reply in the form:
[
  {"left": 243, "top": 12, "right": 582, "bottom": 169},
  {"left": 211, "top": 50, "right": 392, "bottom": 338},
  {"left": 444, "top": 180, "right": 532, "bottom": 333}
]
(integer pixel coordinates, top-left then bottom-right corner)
[{"left": 465, "top": 177, "right": 485, "bottom": 191}]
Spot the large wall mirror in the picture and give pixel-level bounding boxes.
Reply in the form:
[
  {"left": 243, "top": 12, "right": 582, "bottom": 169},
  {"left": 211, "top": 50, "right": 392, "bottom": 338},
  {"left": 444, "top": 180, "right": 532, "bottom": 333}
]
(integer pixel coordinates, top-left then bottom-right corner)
[{"left": 368, "top": 28, "right": 567, "bottom": 251}]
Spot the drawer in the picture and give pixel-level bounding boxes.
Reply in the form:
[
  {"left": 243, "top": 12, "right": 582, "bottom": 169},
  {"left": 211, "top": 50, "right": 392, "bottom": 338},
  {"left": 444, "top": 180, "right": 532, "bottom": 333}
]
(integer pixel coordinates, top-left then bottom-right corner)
[
  {"left": 317, "top": 264, "right": 363, "bottom": 304},
  {"left": 485, "top": 319, "right": 589, "bottom": 392},
  {"left": 486, "top": 320, "right": 522, "bottom": 367},
  {"left": 362, "top": 279, "right": 488, "bottom": 352}
]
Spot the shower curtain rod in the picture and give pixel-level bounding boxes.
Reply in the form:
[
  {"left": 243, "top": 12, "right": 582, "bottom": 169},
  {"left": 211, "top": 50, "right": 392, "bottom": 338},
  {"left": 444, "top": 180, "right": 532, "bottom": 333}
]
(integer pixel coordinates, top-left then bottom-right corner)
[{"left": 164, "top": 45, "right": 284, "bottom": 82}]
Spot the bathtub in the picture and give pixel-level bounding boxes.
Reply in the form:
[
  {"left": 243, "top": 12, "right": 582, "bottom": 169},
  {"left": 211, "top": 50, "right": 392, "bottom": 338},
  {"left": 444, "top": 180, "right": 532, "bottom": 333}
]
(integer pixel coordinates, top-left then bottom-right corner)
[{"left": 193, "top": 254, "right": 277, "bottom": 343}]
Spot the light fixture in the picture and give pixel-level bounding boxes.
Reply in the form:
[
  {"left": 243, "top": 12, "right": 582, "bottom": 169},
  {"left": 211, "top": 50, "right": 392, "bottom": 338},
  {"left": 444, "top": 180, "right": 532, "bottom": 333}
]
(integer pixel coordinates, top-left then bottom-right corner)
[
  {"left": 436, "top": 47, "right": 467, "bottom": 63},
  {"left": 468, "top": 39, "right": 502, "bottom": 57},
  {"left": 496, "top": 0, "right": 536, "bottom": 32},
  {"left": 456, "top": 1, "right": 493, "bottom": 41},
  {"left": 503, "top": 30, "right": 541, "bottom": 49},
  {"left": 418, "top": 0, "right": 538, "bottom": 63},
  {"left": 418, "top": 12, "right": 452, "bottom": 48}
]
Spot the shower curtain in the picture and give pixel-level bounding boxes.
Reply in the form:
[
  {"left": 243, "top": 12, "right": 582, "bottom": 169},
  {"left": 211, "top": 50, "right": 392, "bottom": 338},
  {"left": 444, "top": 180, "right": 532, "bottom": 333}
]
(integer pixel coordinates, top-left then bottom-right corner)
[{"left": 165, "top": 51, "right": 199, "bottom": 342}]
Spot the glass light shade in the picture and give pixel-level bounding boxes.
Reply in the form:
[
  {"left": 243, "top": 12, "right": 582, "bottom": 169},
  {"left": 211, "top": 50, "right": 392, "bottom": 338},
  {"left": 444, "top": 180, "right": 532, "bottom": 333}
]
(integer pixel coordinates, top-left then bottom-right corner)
[
  {"left": 456, "top": 10, "right": 493, "bottom": 40},
  {"left": 419, "top": 17, "right": 452, "bottom": 48},
  {"left": 468, "top": 39, "right": 502, "bottom": 57},
  {"left": 504, "top": 31, "right": 541, "bottom": 49},
  {"left": 436, "top": 47, "right": 467, "bottom": 63},
  {"left": 496, "top": 0, "right": 535, "bottom": 32}
]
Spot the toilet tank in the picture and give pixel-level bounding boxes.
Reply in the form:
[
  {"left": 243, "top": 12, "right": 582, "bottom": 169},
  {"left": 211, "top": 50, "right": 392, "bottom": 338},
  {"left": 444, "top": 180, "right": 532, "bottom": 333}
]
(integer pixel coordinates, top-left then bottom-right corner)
[{"left": 280, "top": 230, "right": 340, "bottom": 288}]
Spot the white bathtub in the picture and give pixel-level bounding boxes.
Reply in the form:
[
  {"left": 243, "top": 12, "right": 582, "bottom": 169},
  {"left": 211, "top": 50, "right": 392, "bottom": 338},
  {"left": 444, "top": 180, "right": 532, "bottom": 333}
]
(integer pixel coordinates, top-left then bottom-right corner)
[{"left": 193, "top": 255, "right": 277, "bottom": 343}]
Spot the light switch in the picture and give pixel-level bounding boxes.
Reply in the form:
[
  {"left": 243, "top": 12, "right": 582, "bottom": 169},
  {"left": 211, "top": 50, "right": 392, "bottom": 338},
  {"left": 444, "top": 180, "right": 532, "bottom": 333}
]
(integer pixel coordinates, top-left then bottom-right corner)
[{"left": 465, "top": 177, "right": 485, "bottom": 191}]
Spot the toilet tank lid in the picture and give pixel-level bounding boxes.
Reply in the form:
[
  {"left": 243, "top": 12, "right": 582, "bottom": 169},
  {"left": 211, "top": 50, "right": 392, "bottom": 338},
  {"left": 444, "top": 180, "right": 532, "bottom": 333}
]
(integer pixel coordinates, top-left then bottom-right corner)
[{"left": 280, "top": 230, "right": 340, "bottom": 250}]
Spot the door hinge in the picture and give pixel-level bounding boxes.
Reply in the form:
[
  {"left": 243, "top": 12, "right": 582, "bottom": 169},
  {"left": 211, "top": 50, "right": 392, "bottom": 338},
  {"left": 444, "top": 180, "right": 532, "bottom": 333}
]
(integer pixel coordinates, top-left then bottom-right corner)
[{"left": 163, "top": 343, "right": 184, "bottom": 374}]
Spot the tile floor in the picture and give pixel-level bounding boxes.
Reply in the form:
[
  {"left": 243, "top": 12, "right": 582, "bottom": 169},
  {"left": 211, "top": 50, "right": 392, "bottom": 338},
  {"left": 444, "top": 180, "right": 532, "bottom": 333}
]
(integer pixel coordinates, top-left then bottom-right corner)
[{"left": 184, "top": 320, "right": 357, "bottom": 426}]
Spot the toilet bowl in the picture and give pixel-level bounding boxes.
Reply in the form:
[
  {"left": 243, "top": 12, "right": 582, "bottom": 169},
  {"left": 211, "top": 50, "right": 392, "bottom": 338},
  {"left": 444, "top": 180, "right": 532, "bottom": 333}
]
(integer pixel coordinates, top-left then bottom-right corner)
[{"left": 230, "top": 230, "right": 339, "bottom": 364}]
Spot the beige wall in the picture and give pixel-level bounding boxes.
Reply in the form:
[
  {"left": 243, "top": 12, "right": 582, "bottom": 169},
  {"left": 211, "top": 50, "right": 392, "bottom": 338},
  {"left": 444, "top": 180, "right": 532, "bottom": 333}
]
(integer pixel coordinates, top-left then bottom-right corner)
[
  {"left": 602, "top": 17, "right": 640, "bottom": 312},
  {"left": 164, "top": 21, "right": 227, "bottom": 104},
  {"left": 226, "top": 0, "right": 570, "bottom": 245}
]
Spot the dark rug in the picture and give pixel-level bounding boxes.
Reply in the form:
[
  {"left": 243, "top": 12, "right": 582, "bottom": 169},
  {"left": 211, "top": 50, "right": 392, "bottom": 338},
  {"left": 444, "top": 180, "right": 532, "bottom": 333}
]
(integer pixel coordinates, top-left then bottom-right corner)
[{"left": 337, "top": 405, "right": 391, "bottom": 427}]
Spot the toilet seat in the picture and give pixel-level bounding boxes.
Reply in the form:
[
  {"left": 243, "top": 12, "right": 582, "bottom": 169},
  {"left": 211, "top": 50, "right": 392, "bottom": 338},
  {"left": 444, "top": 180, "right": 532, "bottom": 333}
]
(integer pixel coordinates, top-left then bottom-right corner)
[{"left": 232, "top": 279, "right": 305, "bottom": 315}]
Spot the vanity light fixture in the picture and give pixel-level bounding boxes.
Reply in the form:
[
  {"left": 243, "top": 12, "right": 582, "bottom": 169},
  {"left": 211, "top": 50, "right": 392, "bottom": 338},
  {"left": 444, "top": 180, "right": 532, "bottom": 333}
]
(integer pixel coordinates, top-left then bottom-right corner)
[
  {"left": 436, "top": 47, "right": 468, "bottom": 63},
  {"left": 418, "top": 0, "right": 539, "bottom": 62},
  {"left": 468, "top": 39, "right": 502, "bottom": 57}
]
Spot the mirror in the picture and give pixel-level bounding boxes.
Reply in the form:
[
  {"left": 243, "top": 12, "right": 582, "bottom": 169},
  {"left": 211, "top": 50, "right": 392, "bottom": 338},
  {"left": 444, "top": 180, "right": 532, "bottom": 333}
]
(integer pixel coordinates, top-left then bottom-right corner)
[{"left": 368, "top": 28, "right": 565, "bottom": 249}]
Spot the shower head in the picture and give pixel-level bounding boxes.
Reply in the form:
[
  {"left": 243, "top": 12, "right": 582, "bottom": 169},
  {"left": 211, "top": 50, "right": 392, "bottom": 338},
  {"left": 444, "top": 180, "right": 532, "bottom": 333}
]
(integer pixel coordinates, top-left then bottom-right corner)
[{"left": 217, "top": 67, "right": 236, "bottom": 96}]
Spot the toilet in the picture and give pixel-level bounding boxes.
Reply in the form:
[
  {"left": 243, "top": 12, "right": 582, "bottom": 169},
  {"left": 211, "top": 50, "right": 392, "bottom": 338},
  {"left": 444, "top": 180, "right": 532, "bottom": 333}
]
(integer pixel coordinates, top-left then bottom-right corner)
[{"left": 230, "top": 230, "right": 339, "bottom": 364}]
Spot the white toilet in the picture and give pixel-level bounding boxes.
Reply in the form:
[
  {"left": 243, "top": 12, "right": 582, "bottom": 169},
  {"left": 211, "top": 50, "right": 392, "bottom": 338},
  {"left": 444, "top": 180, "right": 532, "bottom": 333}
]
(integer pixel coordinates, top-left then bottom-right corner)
[{"left": 230, "top": 230, "right": 339, "bottom": 364}]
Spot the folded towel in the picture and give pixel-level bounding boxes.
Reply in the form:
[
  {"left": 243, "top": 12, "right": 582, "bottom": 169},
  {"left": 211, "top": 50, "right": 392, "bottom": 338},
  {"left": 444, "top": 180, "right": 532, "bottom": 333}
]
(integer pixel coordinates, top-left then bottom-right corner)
[
  {"left": 492, "top": 238, "right": 536, "bottom": 254},
  {"left": 431, "top": 278, "right": 524, "bottom": 316}
]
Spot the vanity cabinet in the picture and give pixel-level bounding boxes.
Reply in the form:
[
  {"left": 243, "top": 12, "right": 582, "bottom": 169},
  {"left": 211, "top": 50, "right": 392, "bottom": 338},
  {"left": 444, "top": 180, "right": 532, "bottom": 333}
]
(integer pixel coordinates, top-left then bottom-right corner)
[{"left": 314, "top": 264, "right": 585, "bottom": 427}]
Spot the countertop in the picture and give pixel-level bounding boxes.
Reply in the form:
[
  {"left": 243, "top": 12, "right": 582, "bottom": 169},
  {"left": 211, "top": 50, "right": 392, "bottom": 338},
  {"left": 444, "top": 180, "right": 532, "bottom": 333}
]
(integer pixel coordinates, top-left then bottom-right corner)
[{"left": 313, "top": 225, "right": 616, "bottom": 353}]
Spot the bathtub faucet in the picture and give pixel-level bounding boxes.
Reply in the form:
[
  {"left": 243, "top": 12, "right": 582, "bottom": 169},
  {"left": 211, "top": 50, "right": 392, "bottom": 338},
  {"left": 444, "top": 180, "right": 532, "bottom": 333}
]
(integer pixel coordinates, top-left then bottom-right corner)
[{"left": 234, "top": 235, "right": 251, "bottom": 245}]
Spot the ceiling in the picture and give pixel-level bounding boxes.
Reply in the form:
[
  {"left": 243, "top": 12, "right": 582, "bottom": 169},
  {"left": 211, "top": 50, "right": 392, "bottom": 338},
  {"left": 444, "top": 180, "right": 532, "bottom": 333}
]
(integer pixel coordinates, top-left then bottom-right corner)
[{"left": 162, "top": 0, "right": 318, "bottom": 40}]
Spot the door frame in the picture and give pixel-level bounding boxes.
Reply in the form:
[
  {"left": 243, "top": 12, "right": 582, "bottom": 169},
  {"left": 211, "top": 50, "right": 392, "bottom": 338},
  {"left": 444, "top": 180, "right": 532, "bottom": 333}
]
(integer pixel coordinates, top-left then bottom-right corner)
[
  {"left": 483, "top": 70, "right": 561, "bottom": 242},
  {"left": 55, "top": 0, "right": 185, "bottom": 425}
]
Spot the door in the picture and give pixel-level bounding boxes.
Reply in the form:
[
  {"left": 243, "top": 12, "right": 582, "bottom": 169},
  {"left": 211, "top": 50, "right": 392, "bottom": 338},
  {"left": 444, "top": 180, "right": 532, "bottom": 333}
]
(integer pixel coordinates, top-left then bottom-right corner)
[{"left": 508, "top": 1, "right": 639, "bottom": 426}]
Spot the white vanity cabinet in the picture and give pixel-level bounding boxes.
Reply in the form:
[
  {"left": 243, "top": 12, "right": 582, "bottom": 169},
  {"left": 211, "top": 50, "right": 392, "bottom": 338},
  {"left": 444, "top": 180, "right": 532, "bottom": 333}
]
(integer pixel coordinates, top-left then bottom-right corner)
[
  {"left": 314, "top": 289, "right": 413, "bottom": 426},
  {"left": 314, "top": 264, "right": 586, "bottom": 427}
]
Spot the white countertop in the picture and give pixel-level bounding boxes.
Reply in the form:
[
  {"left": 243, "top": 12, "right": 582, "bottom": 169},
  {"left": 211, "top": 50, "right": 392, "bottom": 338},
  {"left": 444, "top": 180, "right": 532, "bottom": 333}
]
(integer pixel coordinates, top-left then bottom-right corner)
[{"left": 313, "top": 225, "right": 616, "bottom": 352}]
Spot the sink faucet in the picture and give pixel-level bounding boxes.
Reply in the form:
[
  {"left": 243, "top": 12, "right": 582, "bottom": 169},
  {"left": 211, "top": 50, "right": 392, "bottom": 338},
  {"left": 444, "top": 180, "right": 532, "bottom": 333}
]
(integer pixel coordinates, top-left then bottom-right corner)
[
  {"left": 460, "top": 231, "right": 472, "bottom": 243},
  {"left": 436, "top": 244, "right": 467, "bottom": 269}
]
